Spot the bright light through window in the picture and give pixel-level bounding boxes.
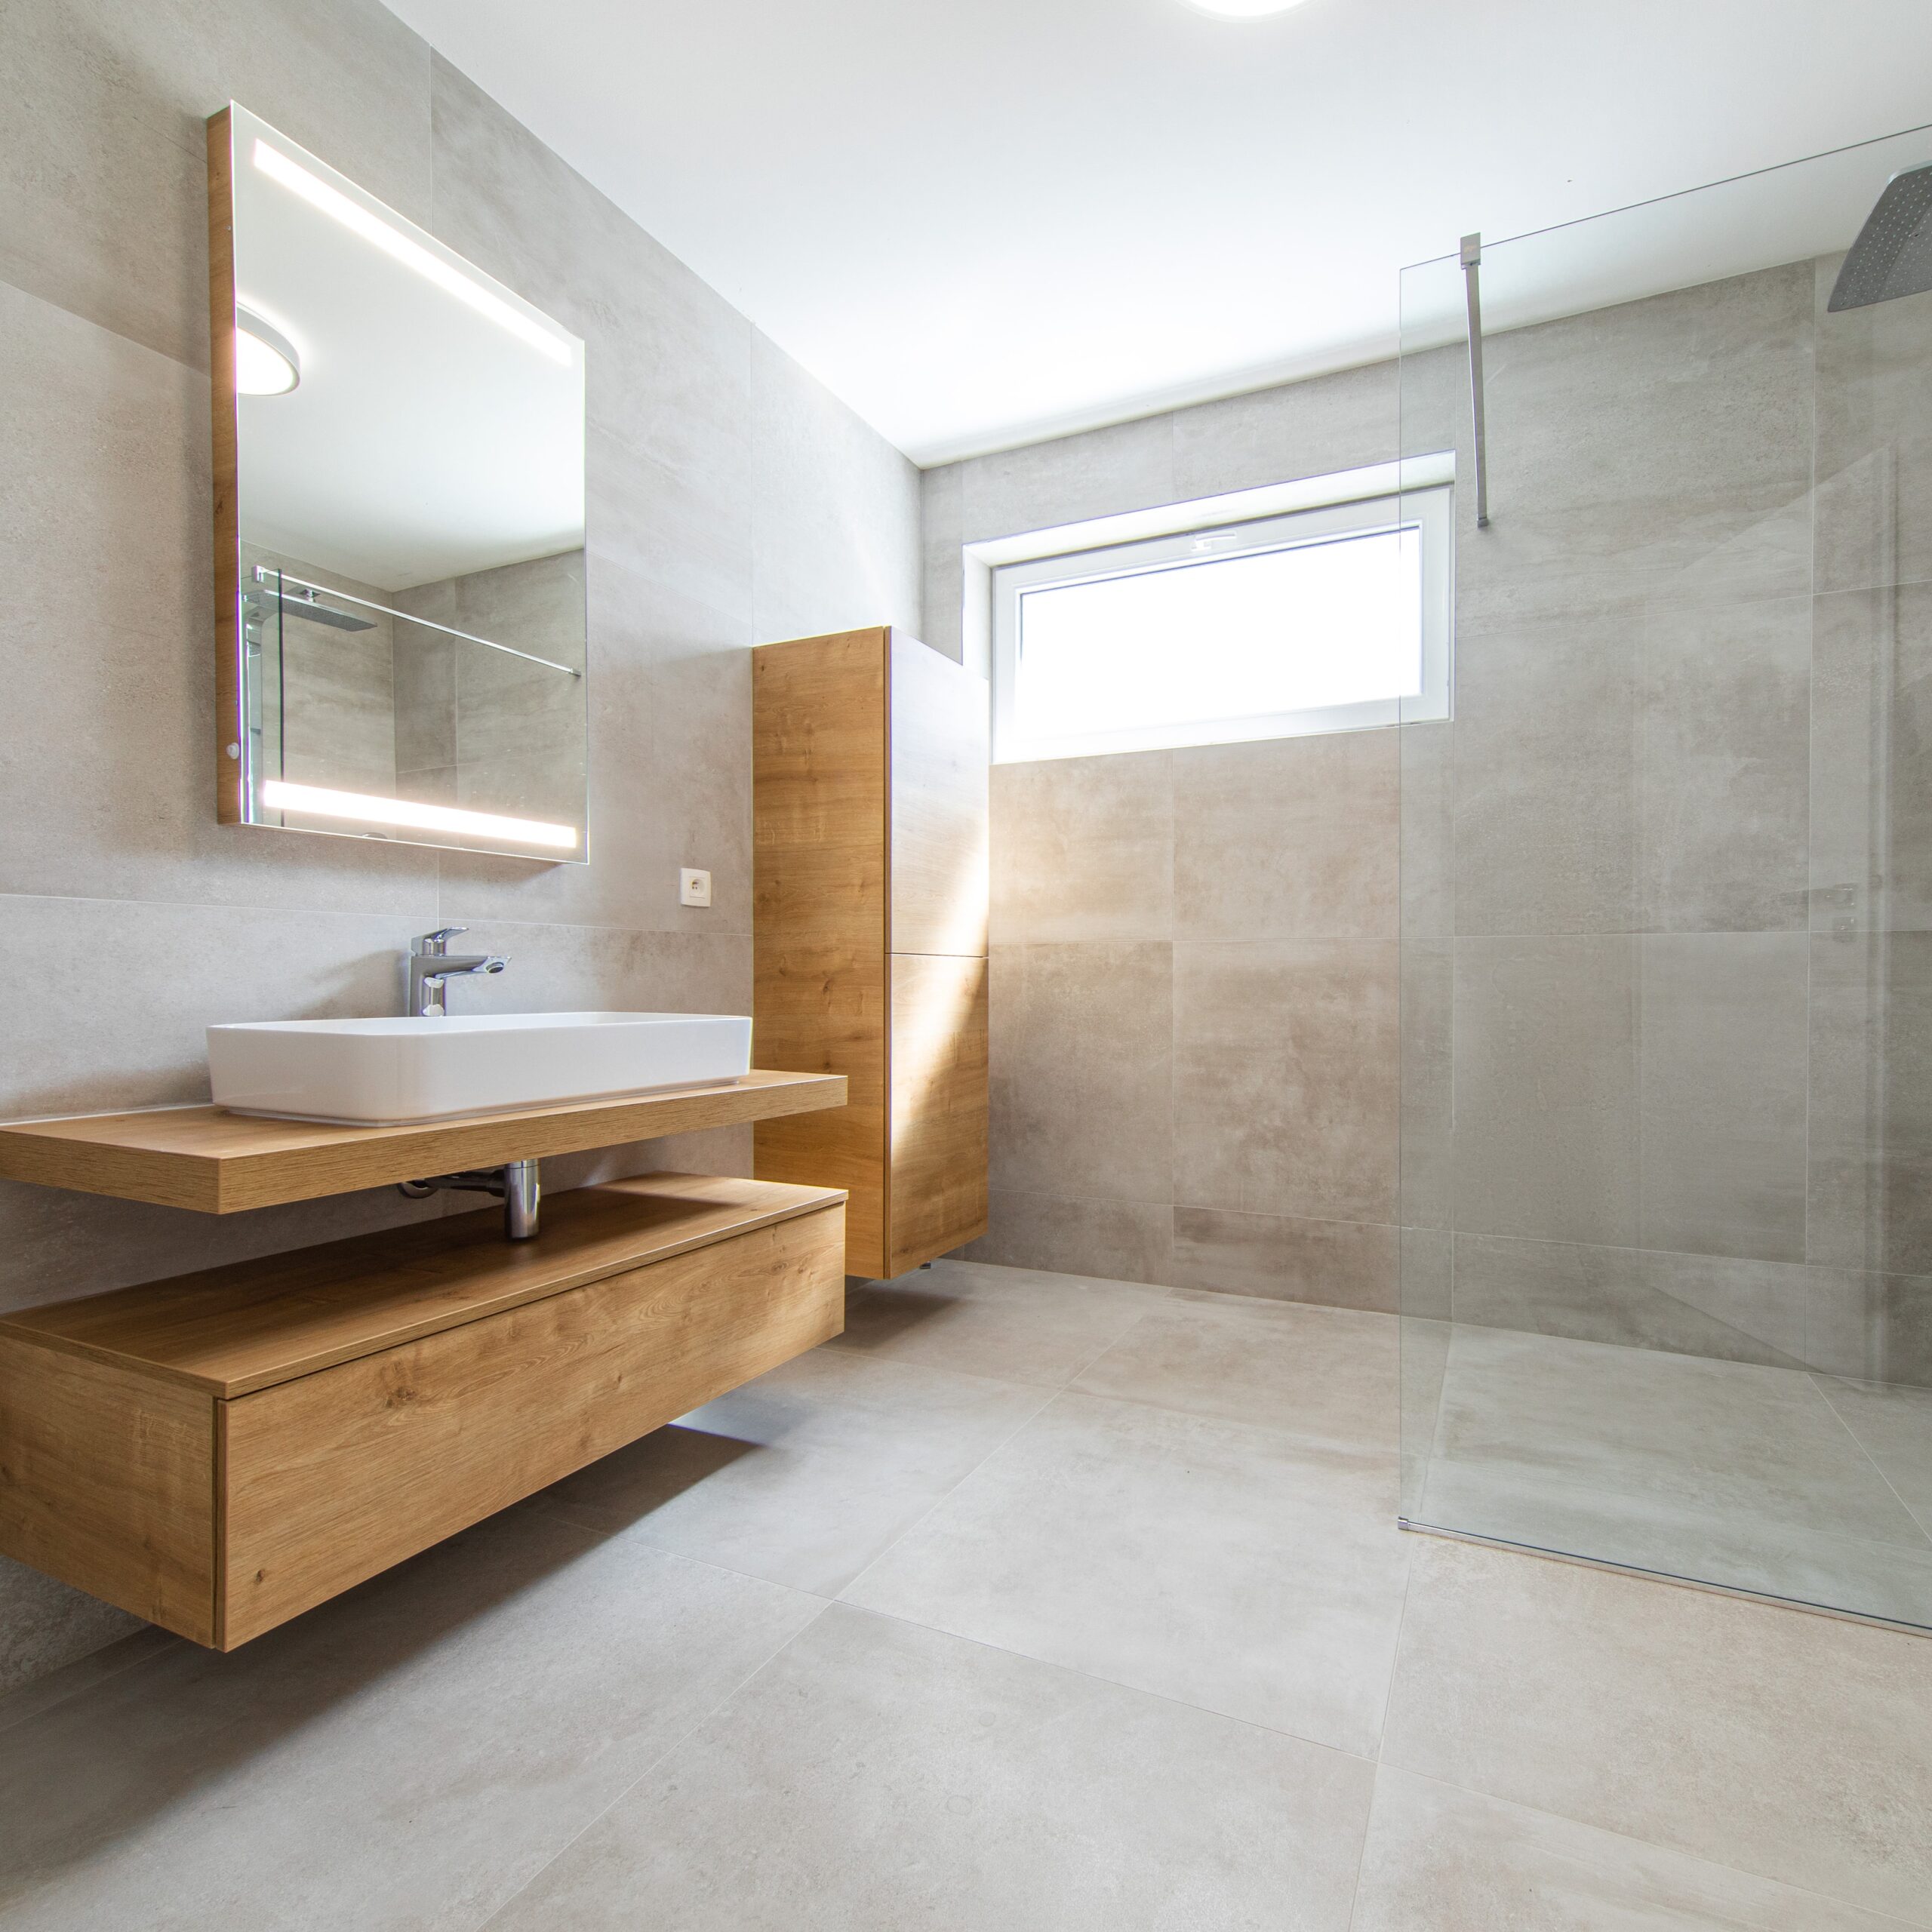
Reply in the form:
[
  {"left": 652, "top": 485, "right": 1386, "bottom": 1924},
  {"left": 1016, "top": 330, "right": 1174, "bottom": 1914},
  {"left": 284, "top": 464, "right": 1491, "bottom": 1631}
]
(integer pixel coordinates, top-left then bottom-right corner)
[
  {"left": 1017, "top": 528, "right": 1421, "bottom": 740},
  {"left": 992, "top": 483, "right": 1452, "bottom": 763}
]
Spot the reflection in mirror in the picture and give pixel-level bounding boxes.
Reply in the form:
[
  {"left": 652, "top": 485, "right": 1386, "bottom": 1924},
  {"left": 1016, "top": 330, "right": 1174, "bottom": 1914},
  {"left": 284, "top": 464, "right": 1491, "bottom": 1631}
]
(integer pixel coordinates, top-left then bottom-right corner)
[{"left": 209, "top": 103, "right": 589, "bottom": 861}]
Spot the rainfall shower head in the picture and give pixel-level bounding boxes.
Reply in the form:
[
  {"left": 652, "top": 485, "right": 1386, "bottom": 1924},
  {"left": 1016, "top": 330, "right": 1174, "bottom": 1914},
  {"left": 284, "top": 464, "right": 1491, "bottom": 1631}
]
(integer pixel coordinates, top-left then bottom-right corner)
[
  {"left": 245, "top": 571, "right": 377, "bottom": 632},
  {"left": 1829, "top": 160, "right": 1932, "bottom": 312}
]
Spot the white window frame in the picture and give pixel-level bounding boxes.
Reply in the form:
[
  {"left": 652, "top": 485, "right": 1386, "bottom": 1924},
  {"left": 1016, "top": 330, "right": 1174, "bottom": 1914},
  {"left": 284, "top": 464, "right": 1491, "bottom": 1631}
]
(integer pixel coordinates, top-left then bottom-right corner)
[{"left": 989, "top": 475, "right": 1454, "bottom": 764}]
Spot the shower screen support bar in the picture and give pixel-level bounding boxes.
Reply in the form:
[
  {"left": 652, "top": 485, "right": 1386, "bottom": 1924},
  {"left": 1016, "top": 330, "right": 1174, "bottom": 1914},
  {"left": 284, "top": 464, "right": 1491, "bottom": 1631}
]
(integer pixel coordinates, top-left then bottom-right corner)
[
  {"left": 249, "top": 566, "right": 582, "bottom": 676},
  {"left": 1460, "top": 232, "right": 1492, "bottom": 530}
]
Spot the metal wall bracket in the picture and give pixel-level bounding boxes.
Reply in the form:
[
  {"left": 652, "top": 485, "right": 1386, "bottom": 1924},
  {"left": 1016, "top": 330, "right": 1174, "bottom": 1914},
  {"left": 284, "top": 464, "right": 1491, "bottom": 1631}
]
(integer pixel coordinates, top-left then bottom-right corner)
[{"left": 1461, "top": 232, "right": 1492, "bottom": 529}]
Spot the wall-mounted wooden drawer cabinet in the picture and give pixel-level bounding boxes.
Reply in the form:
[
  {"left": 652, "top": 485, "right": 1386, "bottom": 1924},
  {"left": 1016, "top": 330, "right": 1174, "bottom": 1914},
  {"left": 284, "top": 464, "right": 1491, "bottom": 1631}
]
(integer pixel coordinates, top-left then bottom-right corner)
[
  {"left": 0, "top": 1175, "right": 844, "bottom": 1648},
  {"left": 752, "top": 626, "right": 989, "bottom": 1279}
]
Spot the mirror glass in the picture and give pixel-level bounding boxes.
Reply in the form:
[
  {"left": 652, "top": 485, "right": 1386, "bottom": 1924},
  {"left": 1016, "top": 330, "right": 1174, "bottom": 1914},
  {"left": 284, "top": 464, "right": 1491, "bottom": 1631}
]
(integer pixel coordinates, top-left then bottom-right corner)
[{"left": 214, "top": 103, "right": 588, "bottom": 861}]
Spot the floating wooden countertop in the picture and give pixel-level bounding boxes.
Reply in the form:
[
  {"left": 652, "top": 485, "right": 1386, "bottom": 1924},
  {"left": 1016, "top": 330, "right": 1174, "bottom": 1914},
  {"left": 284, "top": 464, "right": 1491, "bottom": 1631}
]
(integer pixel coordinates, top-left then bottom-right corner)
[
  {"left": 0, "top": 1171, "right": 846, "bottom": 1398},
  {"left": 0, "top": 1071, "right": 847, "bottom": 1215}
]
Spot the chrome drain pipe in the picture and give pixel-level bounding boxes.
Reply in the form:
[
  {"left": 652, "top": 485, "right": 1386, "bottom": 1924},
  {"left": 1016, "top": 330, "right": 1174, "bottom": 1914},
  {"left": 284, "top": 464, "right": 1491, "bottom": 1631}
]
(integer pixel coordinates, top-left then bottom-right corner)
[{"left": 398, "top": 1158, "right": 542, "bottom": 1240}]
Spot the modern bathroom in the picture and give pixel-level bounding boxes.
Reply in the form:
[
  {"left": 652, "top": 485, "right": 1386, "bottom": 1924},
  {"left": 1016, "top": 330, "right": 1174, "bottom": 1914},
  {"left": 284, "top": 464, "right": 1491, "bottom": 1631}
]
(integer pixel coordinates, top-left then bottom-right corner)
[{"left": 3, "top": 1, "right": 1931, "bottom": 1924}]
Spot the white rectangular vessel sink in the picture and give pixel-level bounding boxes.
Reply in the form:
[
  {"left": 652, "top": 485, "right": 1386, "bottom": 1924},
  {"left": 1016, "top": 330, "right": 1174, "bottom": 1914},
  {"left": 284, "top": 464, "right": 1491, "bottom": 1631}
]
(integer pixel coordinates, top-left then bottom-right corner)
[{"left": 207, "top": 1012, "right": 753, "bottom": 1125}]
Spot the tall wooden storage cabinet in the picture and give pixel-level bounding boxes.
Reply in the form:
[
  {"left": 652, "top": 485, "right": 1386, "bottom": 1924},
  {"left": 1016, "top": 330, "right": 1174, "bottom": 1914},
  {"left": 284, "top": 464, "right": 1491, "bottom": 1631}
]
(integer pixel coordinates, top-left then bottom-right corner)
[{"left": 752, "top": 626, "right": 989, "bottom": 1278}]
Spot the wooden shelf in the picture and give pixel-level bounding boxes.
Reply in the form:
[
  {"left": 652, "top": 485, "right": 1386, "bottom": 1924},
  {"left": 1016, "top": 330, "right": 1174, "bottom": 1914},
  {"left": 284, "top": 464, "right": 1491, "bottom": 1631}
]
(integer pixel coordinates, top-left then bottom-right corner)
[
  {"left": 0, "top": 1070, "right": 847, "bottom": 1214},
  {"left": 0, "top": 1172, "right": 845, "bottom": 1398}
]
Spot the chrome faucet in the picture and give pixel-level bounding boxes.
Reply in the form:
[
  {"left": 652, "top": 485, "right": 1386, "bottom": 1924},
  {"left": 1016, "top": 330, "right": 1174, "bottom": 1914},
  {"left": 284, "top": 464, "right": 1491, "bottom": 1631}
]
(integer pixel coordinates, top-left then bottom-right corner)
[{"left": 408, "top": 928, "right": 508, "bottom": 1017}]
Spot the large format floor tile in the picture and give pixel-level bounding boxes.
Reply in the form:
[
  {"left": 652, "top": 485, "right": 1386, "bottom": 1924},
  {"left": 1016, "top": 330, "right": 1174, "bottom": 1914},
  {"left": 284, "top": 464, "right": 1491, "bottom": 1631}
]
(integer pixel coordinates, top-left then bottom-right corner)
[
  {"left": 0, "top": 1509, "right": 822, "bottom": 1932},
  {"left": 484, "top": 1604, "right": 1374, "bottom": 1932},
  {"left": 844, "top": 1388, "right": 1411, "bottom": 1755},
  {"left": 528, "top": 1347, "right": 1046, "bottom": 1596},
  {"left": 827, "top": 1256, "right": 1172, "bottom": 1389},
  {"left": 1408, "top": 1324, "right": 1932, "bottom": 1623},
  {"left": 1817, "top": 1375, "right": 1932, "bottom": 1531},
  {"left": 1352, "top": 1767, "right": 1909, "bottom": 1932},
  {"left": 1380, "top": 1535, "right": 1932, "bottom": 1924},
  {"left": 8, "top": 1259, "right": 1929, "bottom": 1932},
  {"left": 1074, "top": 1291, "right": 1398, "bottom": 1447}
]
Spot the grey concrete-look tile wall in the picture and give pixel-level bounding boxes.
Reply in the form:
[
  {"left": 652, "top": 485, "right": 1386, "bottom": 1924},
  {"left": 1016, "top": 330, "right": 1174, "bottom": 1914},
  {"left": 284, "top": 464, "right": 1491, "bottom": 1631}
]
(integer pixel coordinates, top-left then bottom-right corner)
[
  {"left": 0, "top": 0, "right": 918, "bottom": 1695},
  {"left": 951, "top": 361, "right": 1407, "bottom": 1309},
  {"left": 950, "top": 257, "right": 1932, "bottom": 1402}
]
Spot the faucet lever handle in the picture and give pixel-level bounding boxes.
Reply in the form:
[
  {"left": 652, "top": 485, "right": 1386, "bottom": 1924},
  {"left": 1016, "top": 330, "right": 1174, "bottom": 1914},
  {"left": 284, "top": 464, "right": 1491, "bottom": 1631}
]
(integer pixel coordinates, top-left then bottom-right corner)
[{"left": 412, "top": 926, "right": 466, "bottom": 958}]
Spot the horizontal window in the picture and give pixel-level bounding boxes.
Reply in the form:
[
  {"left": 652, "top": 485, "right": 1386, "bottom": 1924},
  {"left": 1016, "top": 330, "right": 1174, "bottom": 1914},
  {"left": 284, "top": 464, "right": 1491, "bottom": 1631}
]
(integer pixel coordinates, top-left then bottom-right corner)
[{"left": 991, "top": 481, "right": 1452, "bottom": 763}]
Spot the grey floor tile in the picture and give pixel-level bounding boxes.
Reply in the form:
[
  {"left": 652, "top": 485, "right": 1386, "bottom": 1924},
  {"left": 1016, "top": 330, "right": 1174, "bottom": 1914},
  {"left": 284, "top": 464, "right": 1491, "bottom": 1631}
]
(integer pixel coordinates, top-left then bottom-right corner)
[
  {"left": 1816, "top": 1376, "right": 1932, "bottom": 1531},
  {"left": 1074, "top": 1292, "right": 1398, "bottom": 1450},
  {"left": 1407, "top": 1326, "right": 1932, "bottom": 1624},
  {"left": 826, "top": 1257, "right": 1172, "bottom": 1389},
  {"left": 0, "top": 1507, "right": 822, "bottom": 1932},
  {"left": 843, "top": 1390, "right": 1411, "bottom": 1755},
  {"left": 1381, "top": 1535, "right": 1932, "bottom": 1924},
  {"left": 484, "top": 1604, "right": 1374, "bottom": 1932},
  {"left": 528, "top": 1346, "right": 1047, "bottom": 1595},
  {"left": 1353, "top": 1766, "right": 1910, "bottom": 1931},
  {"left": 1427, "top": 1326, "right": 1930, "bottom": 1549}
]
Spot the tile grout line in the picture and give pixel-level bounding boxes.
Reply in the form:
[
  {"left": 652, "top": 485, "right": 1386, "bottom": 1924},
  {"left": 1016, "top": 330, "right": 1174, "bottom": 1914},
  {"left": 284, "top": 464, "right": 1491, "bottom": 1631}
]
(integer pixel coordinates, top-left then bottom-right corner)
[
  {"left": 830, "top": 1376, "right": 1064, "bottom": 1608},
  {"left": 1379, "top": 1762, "right": 1932, "bottom": 1931},
  {"left": 1810, "top": 1374, "right": 1932, "bottom": 1549},
  {"left": 468, "top": 1589, "right": 843, "bottom": 1932},
  {"left": 835, "top": 1593, "right": 1384, "bottom": 1772}
]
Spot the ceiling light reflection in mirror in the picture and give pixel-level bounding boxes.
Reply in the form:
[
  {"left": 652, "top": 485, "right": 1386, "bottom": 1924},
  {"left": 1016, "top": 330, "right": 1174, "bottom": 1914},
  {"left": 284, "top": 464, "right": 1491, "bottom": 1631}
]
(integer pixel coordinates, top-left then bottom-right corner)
[{"left": 223, "top": 101, "right": 588, "bottom": 864}]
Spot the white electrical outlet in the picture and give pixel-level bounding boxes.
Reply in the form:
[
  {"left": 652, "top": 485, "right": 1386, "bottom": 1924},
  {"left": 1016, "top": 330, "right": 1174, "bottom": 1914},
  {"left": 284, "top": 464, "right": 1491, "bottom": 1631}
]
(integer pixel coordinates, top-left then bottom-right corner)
[{"left": 678, "top": 867, "right": 712, "bottom": 908}]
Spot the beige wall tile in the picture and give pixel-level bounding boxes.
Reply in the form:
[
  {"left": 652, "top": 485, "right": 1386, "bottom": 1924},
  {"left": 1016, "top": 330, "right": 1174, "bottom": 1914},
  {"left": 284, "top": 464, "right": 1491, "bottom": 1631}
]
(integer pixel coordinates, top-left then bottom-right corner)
[
  {"left": 1170, "top": 1206, "right": 1397, "bottom": 1312},
  {"left": 1451, "top": 615, "right": 1636, "bottom": 937},
  {"left": 0, "top": 0, "right": 433, "bottom": 371},
  {"left": 961, "top": 1190, "right": 1173, "bottom": 1285},
  {"left": 958, "top": 414, "right": 1176, "bottom": 542},
  {"left": 918, "top": 460, "right": 964, "bottom": 661},
  {"left": 1174, "top": 938, "right": 1398, "bottom": 1224},
  {"left": 990, "top": 752, "right": 1172, "bottom": 944},
  {"left": 1815, "top": 254, "right": 1932, "bottom": 595},
  {"left": 1170, "top": 358, "right": 1396, "bottom": 500},
  {"left": 0, "top": 1564, "right": 146, "bottom": 1708},
  {"left": 1399, "top": 940, "right": 1453, "bottom": 1230},
  {"left": 1636, "top": 598, "right": 1810, "bottom": 932},
  {"left": 989, "top": 942, "right": 1173, "bottom": 1203},
  {"left": 1448, "top": 1232, "right": 1835, "bottom": 1367},
  {"left": 1452, "top": 936, "right": 1639, "bottom": 1247},
  {"left": 1638, "top": 934, "right": 1809, "bottom": 1263},
  {"left": 1382, "top": 1535, "right": 1932, "bottom": 1921},
  {"left": 1457, "top": 266, "right": 1814, "bottom": 626},
  {"left": 1173, "top": 728, "right": 1398, "bottom": 943}
]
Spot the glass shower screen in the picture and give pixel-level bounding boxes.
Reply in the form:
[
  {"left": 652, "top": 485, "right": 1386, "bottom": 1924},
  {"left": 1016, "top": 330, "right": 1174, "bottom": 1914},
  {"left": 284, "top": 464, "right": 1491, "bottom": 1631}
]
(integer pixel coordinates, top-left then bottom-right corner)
[{"left": 1396, "top": 124, "right": 1932, "bottom": 1628}]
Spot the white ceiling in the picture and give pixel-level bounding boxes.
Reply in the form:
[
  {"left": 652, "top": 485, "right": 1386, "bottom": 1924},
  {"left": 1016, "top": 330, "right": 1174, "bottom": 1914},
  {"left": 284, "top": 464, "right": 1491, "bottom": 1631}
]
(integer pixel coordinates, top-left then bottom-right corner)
[{"left": 382, "top": 0, "right": 1932, "bottom": 466}]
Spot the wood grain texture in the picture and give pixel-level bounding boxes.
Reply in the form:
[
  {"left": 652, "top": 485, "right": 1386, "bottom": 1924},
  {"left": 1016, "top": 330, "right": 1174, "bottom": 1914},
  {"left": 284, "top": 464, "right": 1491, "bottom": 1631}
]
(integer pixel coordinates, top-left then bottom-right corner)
[
  {"left": 753, "top": 629, "right": 891, "bottom": 1274},
  {"left": 888, "top": 953, "right": 990, "bottom": 1274},
  {"left": 207, "top": 107, "right": 243, "bottom": 826},
  {"left": 752, "top": 628, "right": 989, "bottom": 1281},
  {"left": 889, "top": 629, "right": 989, "bottom": 958},
  {"left": 752, "top": 944, "right": 889, "bottom": 1275},
  {"left": 0, "top": 1070, "right": 845, "bottom": 1214},
  {"left": 217, "top": 1203, "right": 844, "bottom": 1645},
  {"left": 0, "top": 1174, "right": 845, "bottom": 1398},
  {"left": 0, "top": 1337, "right": 217, "bottom": 1644}
]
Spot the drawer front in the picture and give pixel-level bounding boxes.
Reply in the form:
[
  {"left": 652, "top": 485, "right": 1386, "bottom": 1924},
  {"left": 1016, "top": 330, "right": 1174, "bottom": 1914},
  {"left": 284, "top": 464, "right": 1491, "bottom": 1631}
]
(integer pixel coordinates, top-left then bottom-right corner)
[{"left": 217, "top": 1204, "right": 844, "bottom": 1647}]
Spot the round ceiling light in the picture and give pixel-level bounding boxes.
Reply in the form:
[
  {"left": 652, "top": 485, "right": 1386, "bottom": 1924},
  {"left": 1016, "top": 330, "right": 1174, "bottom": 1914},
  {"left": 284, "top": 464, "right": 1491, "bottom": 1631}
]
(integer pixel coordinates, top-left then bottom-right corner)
[
  {"left": 235, "top": 305, "right": 300, "bottom": 395},
  {"left": 1183, "top": 0, "right": 1309, "bottom": 15}
]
